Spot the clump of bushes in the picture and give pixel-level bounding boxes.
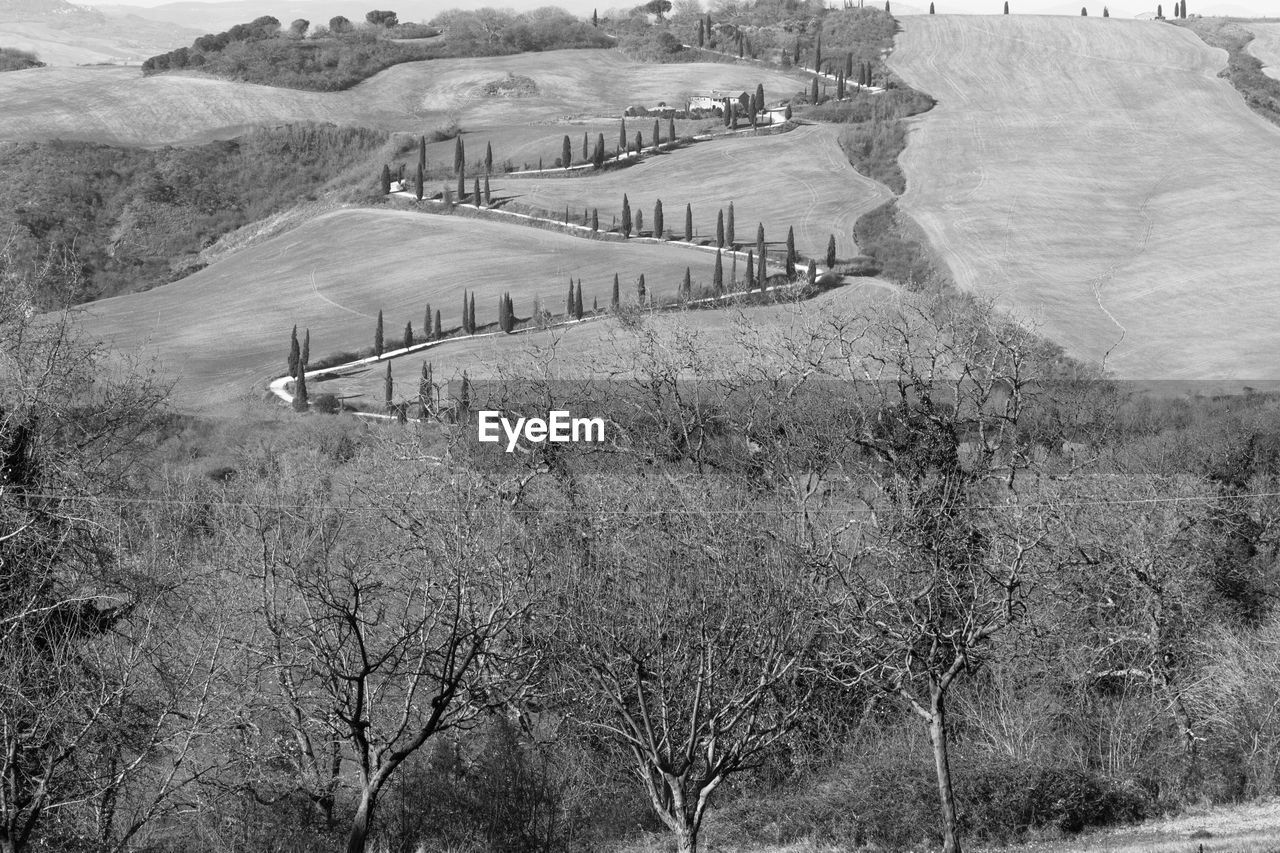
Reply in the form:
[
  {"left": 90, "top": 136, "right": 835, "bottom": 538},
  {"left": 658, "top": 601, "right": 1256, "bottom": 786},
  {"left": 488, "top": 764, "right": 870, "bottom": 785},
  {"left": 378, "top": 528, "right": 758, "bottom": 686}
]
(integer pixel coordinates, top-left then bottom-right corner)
[
  {"left": 852, "top": 200, "right": 935, "bottom": 288},
  {"left": 0, "top": 47, "right": 45, "bottom": 71}
]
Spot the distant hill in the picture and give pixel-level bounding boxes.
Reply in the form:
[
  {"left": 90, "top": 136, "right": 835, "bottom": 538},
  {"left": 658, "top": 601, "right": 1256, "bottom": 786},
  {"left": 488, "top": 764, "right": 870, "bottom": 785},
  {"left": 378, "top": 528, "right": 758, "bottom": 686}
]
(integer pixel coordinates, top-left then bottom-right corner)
[
  {"left": 84, "top": 0, "right": 455, "bottom": 33},
  {"left": 0, "top": 0, "right": 198, "bottom": 64}
]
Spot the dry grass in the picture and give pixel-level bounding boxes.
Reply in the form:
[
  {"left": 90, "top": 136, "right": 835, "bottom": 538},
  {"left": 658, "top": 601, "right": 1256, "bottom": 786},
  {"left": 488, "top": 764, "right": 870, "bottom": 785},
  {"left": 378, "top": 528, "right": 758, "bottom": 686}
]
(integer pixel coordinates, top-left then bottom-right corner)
[
  {"left": 0, "top": 48, "right": 808, "bottom": 146},
  {"left": 1247, "top": 23, "right": 1280, "bottom": 81},
  {"left": 78, "top": 208, "right": 756, "bottom": 410},
  {"left": 485, "top": 124, "right": 892, "bottom": 262},
  {"left": 889, "top": 15, "right": 1280, "bottom": 379}
]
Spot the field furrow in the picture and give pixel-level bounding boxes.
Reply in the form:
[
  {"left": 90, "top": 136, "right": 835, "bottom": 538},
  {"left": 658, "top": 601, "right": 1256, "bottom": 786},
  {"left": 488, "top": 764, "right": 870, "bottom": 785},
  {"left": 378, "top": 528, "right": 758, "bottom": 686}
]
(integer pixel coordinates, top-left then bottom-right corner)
[{"left": 889, "top": 15, "right": 1280, "bottom": 379}]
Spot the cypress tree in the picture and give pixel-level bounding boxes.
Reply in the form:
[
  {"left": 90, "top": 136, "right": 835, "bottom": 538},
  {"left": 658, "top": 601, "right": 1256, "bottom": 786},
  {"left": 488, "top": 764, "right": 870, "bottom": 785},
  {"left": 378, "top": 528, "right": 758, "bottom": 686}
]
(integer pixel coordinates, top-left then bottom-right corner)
[
  {"left": 592, "top": 7, "right": 598, "bottom": 25},
  {"left": 592, "top": 208, "right": 599, "bottom": 232},
  {"left": 712, "top": 251, "right": 723, "bottom": 293},
  {"left": 756, "top": 82, "right": 765, "bottom": 112},
  {"left": 288, "top": 325, "right": 300, "bottom": 378},
  {"left": 815, "top": 29, "right": 822, "bottom": 74},
  {"left": 1157, "top": 3, "right": 1162, "bottom": 17},
  {"left": 811, "top": 76, "right": 819, "bottom": 103},
  {"left": 634, "top": 130, "right": 642, "bottom": 157},
  {"left": 1004, "top": 0, "right": 1009, "bottom": 11},
  {"left": 793, "top": 39, "right": 800, "bottom": 65},
  {"left": 637, "top": 274, "right": 646, "bottom": 304},
  {"left": 1103, "top": 5, "right": 1109, "bottom": 14},
  {"left": 420, "top": 361, "right": 433, "bottom": 417},
  {"left": 443, "top": 185, "right": 453, "bottom": 206},
  {"left": 593, "top": 296, "right": 598, "bottom": 312},
  {"left": 474, "top": 178, "right": 481, "bottom": 207},
  {"left": 418, "top": 135, "right": 426, "bottom": 171},
  {"left": 384, "top": 362, "right": 393, "bottom": 412},
  {"left": 583, "top": 131, "right": 589, "bottom": 160},
  {"left": 457, "top": 171, "right": 465, "bottom": 202},
  {"left": 621, "top": 194, "right": 632, "bottom": 237},
  {"left": 653, "top": 118, "right": 660, "bottom": 151},
  {"left": 929, "top": 1, "right": 934, "bottom": 12},
  {"left": 1080, "top": 5, "right": 1087, "bottom": 13},
  {"left": 807, "top": 258, "right": 817, "bottom": 286},
  {"left": 568, "top": 279, "right": 575, "bottom": 316},
  {"left": 685, "top": 203, "right": 693, "bottom": 241},
  {"left": 681, "top": 266, "right": 692, "bottom": 299},
  {"left": 461, "top": 292, "right": 470, "bottom": 334},
  {"left": 668, "top": 116, "right": 676, "bottom": 149},
  {"left": 375, "top": 310, "right": 384, "bottom": 356},
  {"left": 727, "top": 202, "right": 735, "bottom": 245},
  {"left": 380, "top": 164, "right": 391, "bottom": 194},
  {"left": 619, "top": 117, "right": 627, "bottom": 154},
  {"left": 293, "top": 364, "right": 308, "bottom": 411},
  {"left": 756, "top": 223, "right": 766, "bottom": 282},
  {"left": 846, "top": 53, "right": 853, "bottom": 76},
  {"left": 716, "top": 210, "right": 725, "bottom": 248},
  {"left": 301, "top": 328, "right": 309, "bottom": 366},
  {"left": 484, "top": 176, "right": 491, "bottom": 204},
  {"left": 575, "top": 281, "right": 584, "bottom": 318},
  {"left": 415, "top": 164, "right": 424, "bottom": 200},
  {"left": 594, "top": 133, "right": 605, "bottom": 169},
  {"left": 827, "top": 234, "right": 837, "bottom": 268},
  {"left": 404, "top": 322, "right": 414, "bottom": 350},
  {"left": 539, "top": 157, "right": 543, "bottom": 172},
  {"left": 611, "top": 273, "right": 620, "bottom": 308},
  {"left": 454, "top": 135, "right": 465, "bottom": 174},
  {"left": 654, "top": 199, "right": 664, "bottom": 238},
  {"left": 885, "top": 0, "right": 890, "bottom": 12},
  {"left": 785, "top": 226, "right": 797, "bottom": 271},
  {"left": 697, "top": 17, "right": 704, "bottom": 46},
  {"left": 469, "top": 293, "right": 476, "bottom": 333},
  {"left": 485, "top": 141, "right": 493, "bottom": 174},
  {"left": 499, "top": 293, "right": 508, "bottom": 332},
  {"left": 562, "top": 134, "right": 572, "bottom": 168},
  {"left": 433, "top": 309, "right": 442, "bottom": 339},
  {"left": 424, "top": 303, "right": 432, "bottom": 340},
  {"left": 785, "top": 104, "right": 792, "bottom": 120},
  {"left": 746, "top": 250, "right": 755, "bottom": 288}
]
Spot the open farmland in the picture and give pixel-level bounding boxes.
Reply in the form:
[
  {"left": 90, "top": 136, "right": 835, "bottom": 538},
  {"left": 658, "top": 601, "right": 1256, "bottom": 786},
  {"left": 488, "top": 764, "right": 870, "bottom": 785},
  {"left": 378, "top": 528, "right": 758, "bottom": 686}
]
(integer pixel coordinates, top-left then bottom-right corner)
[
  {"left": 486, "top": 124, "right": 890, "bottom": 262},
  {"left": 889, "top": 15, "right": 1280, "bottom": 379},
  {"left": 318, "top": 280, "right": 894, "bottom": 407},
  {"left": 79, "top": 208, "right": 768, "bottom": 409},
  {"left": 1247, "top": 22, "right": 1280, "bottom": 80},
  {"left": 0, "top": 48, "right": 805, "bottom": 146}
]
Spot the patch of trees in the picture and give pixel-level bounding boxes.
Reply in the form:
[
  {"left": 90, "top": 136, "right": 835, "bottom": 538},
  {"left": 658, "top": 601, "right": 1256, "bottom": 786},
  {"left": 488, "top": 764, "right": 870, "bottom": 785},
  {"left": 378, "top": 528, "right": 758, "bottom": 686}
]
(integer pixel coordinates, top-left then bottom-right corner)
[
  {"left": 0, "top": 47, "right": 45, "bottom": 71},
  {"left": 0, "top": 124, "right": 388, "bottom": 306},
  {"left": 428, "top": 7, "right": 612, "bottom": 56},
  {"left": 1183, "top": 19, "right": 1280, "bottom": 128}
]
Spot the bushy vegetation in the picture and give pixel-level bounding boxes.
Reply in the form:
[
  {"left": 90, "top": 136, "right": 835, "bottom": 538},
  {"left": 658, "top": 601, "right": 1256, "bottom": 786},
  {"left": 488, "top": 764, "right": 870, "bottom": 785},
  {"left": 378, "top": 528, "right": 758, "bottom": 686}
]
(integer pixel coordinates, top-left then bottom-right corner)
[
  {"left": 852, "top": 199, "right": 936, "bottom": 286},
  {"left": 429, "top": 6, "right": 613, "bottom": 55},
  {"left": 1182, "top": 19, "right": 1280, "bottom": 127},
  {"left": 0, "top": 124, "right": 388, "bottom": 305},
  {"left": 0, "top": 47, "right": 44, "bottom": 71}
]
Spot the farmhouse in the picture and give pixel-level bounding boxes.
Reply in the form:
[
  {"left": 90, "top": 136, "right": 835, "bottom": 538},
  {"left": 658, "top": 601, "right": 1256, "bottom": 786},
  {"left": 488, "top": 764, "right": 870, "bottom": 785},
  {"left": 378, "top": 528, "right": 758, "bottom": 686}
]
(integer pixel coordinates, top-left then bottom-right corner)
[{"left": 687, "top": 90, "right": 750, "bottom": 111}]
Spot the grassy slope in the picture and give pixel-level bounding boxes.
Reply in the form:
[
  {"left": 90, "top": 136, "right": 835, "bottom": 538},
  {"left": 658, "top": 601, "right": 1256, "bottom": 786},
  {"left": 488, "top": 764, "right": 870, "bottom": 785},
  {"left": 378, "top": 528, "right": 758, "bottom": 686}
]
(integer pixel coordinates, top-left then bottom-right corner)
[
  {"left": 483, "top": 124, "right": 891, "bottom": 261},
  {"left": 888, "top": 15, "right": 1280, "bottom": 380},
  {"left": 0, "top": 49, "right": 808, "bottom": 146},
  {"left": 1246, "top": 22, "right": 1280, "bottom": 81},
  {"left": 78, "top": 208, "right": 789, "bottom": 409}
]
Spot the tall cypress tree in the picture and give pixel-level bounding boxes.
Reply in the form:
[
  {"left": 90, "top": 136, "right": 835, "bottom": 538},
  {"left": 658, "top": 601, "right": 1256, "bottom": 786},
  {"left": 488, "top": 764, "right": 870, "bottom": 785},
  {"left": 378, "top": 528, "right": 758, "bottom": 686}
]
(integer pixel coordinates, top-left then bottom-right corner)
[
  {"left": 562, "top": 135, "right": 572, "bottom": 168},
  {"left": 424, "top": 303, "right": 432, "bottom": 340},
  {"left": 469, "top": 293, "right": 476, "bottom": 333},
  {"left": 301, "top": 328, "right": 309, "bottom": 366},
  {"left": 293, "top": 364, "right": 308, "bottom": 411},
  {"left": 814, "top": 29, "right": 822, "bottom": 73},
  {"left": 461, "top": 291, "right": 470, "bottom": 334},
  {"left": 713, "top": 251, "right": 723, "bottom": 293},
  {"left": 681, "top": 267, "right": 692, "bottom": 299},
  {"left": 697, "top": 17, "right": 704, "bottom": 46},
  {"left": 583, "top": 131, "right": 589, "bottom": 160},
  {"left": 611, "top": 273, "right": 620, "bottom": 308},
  {"left": 594, "top": 133, "right": 605, "bottom": 169},
  {"left": 473, "top": 178, "right": 481, "bottom": 207},
  {"left": 404, "top": 321, "right": 414, "bottom": 350},
  {"left": 374, "top": 310, "right": 384, "bottom": 356},
  {"left": 568, "top": 279, "right": 576, "bottom": 316},
  {"left": 716, "top": 210, "right": 725, "bottom": 248},
  {"left": 636, "top": 274, "right": 646, "bottom": 304},
  {"left": 654, "top": 199, "right": 664, "bottom": 238},
  {"left": 288, "top": 325, "right": 300, "bottom": 378},
  {"left": 668, "top": 116, "right": 676, "bottom": 149},
  {"left": 1080, "top": 5, "right": 1087, "bottom": 13},
  {"left": 433, "top": 309, "right": 442, "bottom": 339},
  {"left": 384, "top": 362, "right": 393, "bottom": 412},
  {"left": 618, "top": 117, "right": 627, "bottom": 154},
  {"left": 415, "top": 163, "right": 424, "bottom": 200},
  {"left": 755, "top": 83, "right": 765, "bottom": 111},
  {"left": 454, "top": 135, "right": 465, "bottom": 175},
  {"left": 685, "top": 204, "right": 693, "bottom": 241},
  {"left": 652, "top": 119, "right": 660, "bottom": 151},
  {"left": 575, "top": 281, "right": 584, "bottom": 319},
  {"left": 621, "top": 194, "right": 632, "bottom": 237},
  {"left": 727, "top": 202, "right": 735, "bottom": 245},
  {"left": 418, "top": 135, "right": 426, "bottom": 171},
  {"left": 380, "top": 164, "right": 391, "bottom": 194},
  {"left": 1103, "top": 5, "right": 1109, "bottom": 15},
  {"left": 592, "top": 8, "right": 598, "bottom": 25},
  {"left": 810, "top": 76, "right": 819, "bottom": 103},
  {"left": 634, "top": 130, "right": 642, "bottom": 157},
  {"left": 485, "top": 141, "right": 493, "bottom": 174},
  {"left": 756, "top": 223, "right": 766, "bottom": 282},
  {"left": 746, "top": 250, "right": 755, "bottom": 288},
  {"left": 484, "top": 176, "right": 491, "bottom": 204},
  {"left": 785, "top": 226, "right": 797, "bottom": 277},
  {"left": 827, "top": 234, "right": 837, "bottom": 268},
  {"left": 420, "top": 361, "right": 433, "bottom": 417},
  {"left": 807, "top": 259, "right": 817, "bottom": 286},
  {"left": 1003, "top": 0, "right": 1009, "bottom": 11},
  {"left": 457, "top": 171, "right": 465, "bottom": 202},
  {"left": 929, "top": 1, "right": 935, "bottom": 12},
  {"left": 592, "top": 208, "right": 599, "bottom": 232}
]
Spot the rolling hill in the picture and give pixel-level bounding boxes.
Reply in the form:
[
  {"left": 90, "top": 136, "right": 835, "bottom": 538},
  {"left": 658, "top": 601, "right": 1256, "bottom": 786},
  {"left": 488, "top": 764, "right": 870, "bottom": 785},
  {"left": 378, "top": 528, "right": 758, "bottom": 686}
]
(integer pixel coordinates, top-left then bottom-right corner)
[
  {"left": 1247, "top": 22, "right": 1280, "bottom": 81},
  {"left": 79, "top": 208, "right": 793, "bottom": 409},
  {"left": 888, "top": 14, "right": 1280, "bottom": 379},
  {"left": 0, "top": 48, "right": 807, "bottom": 145},
  {"left": 482, "top": 124, "right": 891, "bottom": 263},
  {"left": 0, "top": 0, "right": 198, "bottom": 65}
]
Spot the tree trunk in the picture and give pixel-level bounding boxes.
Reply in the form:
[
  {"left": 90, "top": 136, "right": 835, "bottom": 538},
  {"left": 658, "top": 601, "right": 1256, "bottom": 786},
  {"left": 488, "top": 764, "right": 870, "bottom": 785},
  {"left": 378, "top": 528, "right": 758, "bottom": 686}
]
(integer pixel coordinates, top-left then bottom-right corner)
[
  {"left": 345, "top": 787, "right": 378, "bottom": 853},
  {"left": 674, "top": 825, "right": 697, "bottom": 853},
  {"left": 928, "top": 689, "right": 962, "bottom": 853}
]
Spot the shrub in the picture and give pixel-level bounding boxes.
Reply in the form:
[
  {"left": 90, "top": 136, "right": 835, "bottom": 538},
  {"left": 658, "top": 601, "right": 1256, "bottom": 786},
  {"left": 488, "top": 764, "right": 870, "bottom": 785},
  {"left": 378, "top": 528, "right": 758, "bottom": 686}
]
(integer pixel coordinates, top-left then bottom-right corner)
[{"left": 311, "top": 393, "right": 342, "bottom": 414}]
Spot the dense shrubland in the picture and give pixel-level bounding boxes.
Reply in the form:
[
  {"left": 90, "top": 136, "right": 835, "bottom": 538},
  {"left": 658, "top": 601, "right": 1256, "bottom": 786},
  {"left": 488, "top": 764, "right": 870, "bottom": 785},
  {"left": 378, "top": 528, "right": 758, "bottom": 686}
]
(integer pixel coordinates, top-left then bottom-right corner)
[
  {"left": 142, "top": 7, "right": 611, "bottom": 90},
  {"left": 1180, "top": 18, "right": 1280, "bottom": 128},
  {"left": 0, "top": 47, "right": 44, "bottom": 71},
  {"left": 0, "top": 124, "right": 389, "bottom": 305},
  {"left": 7, "top": 241, "right": 1280, "bottom": 853}
]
